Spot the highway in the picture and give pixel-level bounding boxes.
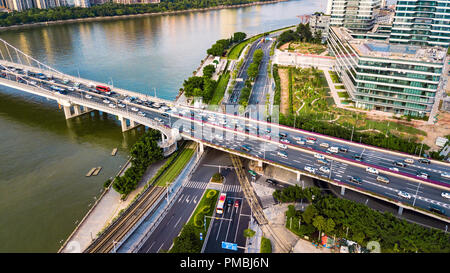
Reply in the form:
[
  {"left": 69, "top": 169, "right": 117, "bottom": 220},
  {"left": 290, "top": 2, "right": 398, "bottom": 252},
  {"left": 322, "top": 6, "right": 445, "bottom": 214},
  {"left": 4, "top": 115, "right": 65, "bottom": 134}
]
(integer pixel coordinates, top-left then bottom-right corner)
[{"left": 1, "top": 62, "right": 449, "bottom": 220}]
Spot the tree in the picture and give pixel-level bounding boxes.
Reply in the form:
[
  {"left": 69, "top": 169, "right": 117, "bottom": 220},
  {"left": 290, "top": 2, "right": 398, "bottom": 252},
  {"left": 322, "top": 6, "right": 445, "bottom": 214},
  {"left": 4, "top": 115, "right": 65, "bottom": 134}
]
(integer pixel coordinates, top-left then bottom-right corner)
[
  {"left": 313, "top": 215, "right": 326, "bottom": 241},
  {"left": 170, "top": 224, "right": 203, "bottom": 253},
  {"left": 302, "top": 205, "right": 318, "bottom": 225},
  {"left": 233, "top": 32, "right": 247, "bottom": 42},
  {"left": 207, "top": 42, "right": 225, "bottom": 56},
  {"left": 202, "top": 64, "right": 216, "bottom": 78},
  {"left": 244, "top": 228, "right": 256, "bottom": 238},
  {"left": 183, "top": 76, "right": 204, "bottom": 97},
  {"left": 247, "top": 63, "right": 259, "bottom": 80},
  {"left": 325, "top": 218, "right": 335, "bottom": 234}
]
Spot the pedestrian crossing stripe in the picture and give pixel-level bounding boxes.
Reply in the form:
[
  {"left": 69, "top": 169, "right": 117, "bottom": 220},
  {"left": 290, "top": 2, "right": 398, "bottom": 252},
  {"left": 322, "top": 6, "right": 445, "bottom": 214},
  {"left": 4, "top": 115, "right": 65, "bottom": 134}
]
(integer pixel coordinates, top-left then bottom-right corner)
[{"left": 182, "top": 181, "right": 242, "bottom": 192}]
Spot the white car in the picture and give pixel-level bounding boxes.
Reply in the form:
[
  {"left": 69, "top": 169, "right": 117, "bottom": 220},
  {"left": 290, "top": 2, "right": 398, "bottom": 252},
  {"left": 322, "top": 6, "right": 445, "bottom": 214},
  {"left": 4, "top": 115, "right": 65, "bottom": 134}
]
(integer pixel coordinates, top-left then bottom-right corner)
[
  {"left": 319, "top": 166, "right": 330, "bottom": 174},
  {"left": 304, "top": 166, "right": 316, "bottom": 174},
  {"left": 280, "top": 138, "right": 290, "bottom": 144},
  {"left": 183, "top": 128, "right": 191, "bottom": 133},
  {"left": 138, "top": 111, "right": 146, "bottom": 117},
  {"left": 404, "top": 158, "right": 414, "bottom": 164},
  {"left": 279, "top": 144, "right": 287, "bottom": 150},
  {"left": 441, "top": 172, "right": 450, "bottom": 179},
  {"left": 108, "top": 103, "right": 116, "bottom": 108},
  {"left": 366, "top": 167, "right": 379, "bottom": 175},
  {"left": 398, "top": 191, "right": 412, "bottom": 199},
  {"left": 103, "top": 99, "right": 110, "bottom": 104},
  {"left": 314, "top": 153, "right": 324, "bottom": 160},
  {"left": 154, "top": 117, "right": 163, "bottom": 123},
  {"left": 215, "top": 134, "right": 224, "bottom": 141},
  {"left": 277, "top": 151, "right": 288, "bottom": 158},
  {"left": 389, "top": 167, "right": 399, "bottom": 172},
  {"left": 296, "top": 139, "right": 305, "bottom": 145},
  {"left": 118, "top": 103, "right": 126, "bottom": 108},
  {"left": 85, "top": 94, "right": 92, "bottom": 99},
  {"left": 306, "top": 139, "right": 315, "bottom": 144},
  {"left": 131, "top": 107, "right": 139, "bottom": 112},
  {"left": 441, "top": 192, "right": 450, "bottom": 199},
  {"left": 293, "top": 136, "right": 302, "bottom": 141},
  {"left": 320, "top": 142, "right": 329, "bottom": 148},
  {"left": 30, "top": 81, "right": 37, "bottom": 85}
]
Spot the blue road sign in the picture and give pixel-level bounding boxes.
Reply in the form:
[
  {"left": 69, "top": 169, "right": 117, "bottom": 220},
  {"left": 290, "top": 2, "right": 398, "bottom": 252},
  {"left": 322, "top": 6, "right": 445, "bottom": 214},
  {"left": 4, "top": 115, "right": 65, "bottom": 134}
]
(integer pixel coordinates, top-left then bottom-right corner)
[{"left": 221, "top": 241, "right": 238, "bottom": 251}]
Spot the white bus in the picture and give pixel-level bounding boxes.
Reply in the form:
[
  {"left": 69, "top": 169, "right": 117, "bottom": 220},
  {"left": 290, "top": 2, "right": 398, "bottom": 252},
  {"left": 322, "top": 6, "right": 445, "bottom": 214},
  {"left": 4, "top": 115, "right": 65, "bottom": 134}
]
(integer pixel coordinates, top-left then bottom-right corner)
[{"left": 216, "top": 193, "right": 227, "bottom": 214}]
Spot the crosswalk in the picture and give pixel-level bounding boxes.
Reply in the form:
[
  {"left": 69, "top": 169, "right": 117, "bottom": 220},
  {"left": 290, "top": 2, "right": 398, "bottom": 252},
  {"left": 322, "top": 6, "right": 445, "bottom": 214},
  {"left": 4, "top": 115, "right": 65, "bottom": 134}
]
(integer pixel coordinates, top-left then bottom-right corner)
[{"left": 182, "top": 180, "right": 242, "bottom": 193}]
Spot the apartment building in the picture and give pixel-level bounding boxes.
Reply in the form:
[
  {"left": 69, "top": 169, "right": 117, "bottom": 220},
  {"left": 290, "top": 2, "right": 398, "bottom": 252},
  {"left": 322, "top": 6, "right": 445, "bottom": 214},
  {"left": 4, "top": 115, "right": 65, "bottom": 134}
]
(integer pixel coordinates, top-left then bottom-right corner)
[{"left": 327, "top": 0, "right": 382, "bottom": 32}]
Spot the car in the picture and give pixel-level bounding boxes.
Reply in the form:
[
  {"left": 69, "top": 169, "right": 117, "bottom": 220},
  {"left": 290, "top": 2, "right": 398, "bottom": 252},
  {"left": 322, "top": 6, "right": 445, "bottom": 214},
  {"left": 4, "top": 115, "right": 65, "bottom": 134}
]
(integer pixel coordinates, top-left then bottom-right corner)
[
  {"left": 418, "top": 158, "right": 431, "bottom": 164},
  {"left": 279, "top": 144, "right": 287, "bottom": 150},
  {"left": 389, "top": 167, "right": 399, "bottom": 172},
  {"left": 279, "top": 132, "right": 288, "bottom": 138},
  {"left": 266, "top": 179, "right": 278, "bottom": 186},
  {"left": 85, "top": 94, "right": 92, "bottom": 99},
  {"left": 154, "top": 117, "right": 163, "bottom": 123},
  {"left": 319, "top": 166, "right": 330, "bottom": 174},
  {"left": 68, "top": 87, "right": 75, "bottom": 91},
  {"left": 306, "top": 139, "right": 315, "bottom": 144},
  {"left": 131, "top": 107, "right": 139, "bottom": 112},
  {"left": 108, "top": 103, "right": 116, "bottom": 108},
  {"left": 241, "top": 145, "right": 251, "bottom": 152},
  {"left": 215, "top": 134, "right": 224, "bottom": 141},
  {"left": 328, "top": 147, "right": 339, "bottom": 153},
  {"left": 441, "top": 192, "right": 450, "bottom": 199},
  {"left": 429, "top": 204, "right": 445, "bottom": 215},
  {"left": 416, "top": 171, "right": 429, "bottom": 179},
  {"left": 280, "top": 138, "right": 290, "bottom": 144},
  {"left": 317, "top": 159, "right": 328, "bottom": 165},
  {"left": 277, "top": 151, "right": 288, "bottom": 158},
  {"left": 307, "top": 136, "right": 316, "bottom": 141},
  {"left": 293, "top": 136, "right": 302, "bottom": 141},
  {"left": 320, "top": 142, "right": 329, "bottom": 148},
  {"left": 304, "top": 166, "right": 316, "bottom": 174},
  {"left": 404, "top": 158, "right": 414, "bottom": 164},
  {"left": 441, "top": 172, "right": 450, "bottom": 179},
  {"left": 138, "top": 111, "right": 146, "bottom": 117},
  {"left": 183, "top": 128, "right": 191, "bottom": 133},
  {"left": 339, "top": 147, "right": 348, "bottom": 153},
  {"left": 353, "top": 154, "right": 363, "bottom": 161},
  {"left": 366, "top": 167, "right": 379, "bottom": 175},
  {"left": 349, "top": 176, "right": 362, "bottom": 184},
  {"left": 394, "top": 161, "right": 406, "bottom": 167},
  {"left": 398, "top": 191, "right": 412, "bottom": 199},
  {"left": 103, "top": 99, "right": 111, "bottom": 104},
  {"left": 227, "top": 198, "right": 233, "bottom": 207},
  {"left": 376, "top": 175, "right": 390, "bottom": 184},
  {"left": 118, "top": 103, "right": 126, "bottom": 108},
  {"left": 30, "top": 81, "right": 37, "bottom": 85},
  {"left": 296, "top": 139, "right": 305, "bottom": 145},
  {"left": 234, "top": 200, "right": 240, "bottom": 208},
  {"left": 314, "top": 153, "right": 325, "bottom": 160}
]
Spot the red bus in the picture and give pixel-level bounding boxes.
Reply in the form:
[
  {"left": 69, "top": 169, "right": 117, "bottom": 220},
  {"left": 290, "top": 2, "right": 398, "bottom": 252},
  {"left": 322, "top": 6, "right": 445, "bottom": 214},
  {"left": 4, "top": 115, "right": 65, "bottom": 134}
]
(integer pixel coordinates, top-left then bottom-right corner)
[
  {"left": 216, "top": 193, "right": 227, "bottom": 214},
  {"left": 96, "top": 85, "right": 111, "bottom": 92}
]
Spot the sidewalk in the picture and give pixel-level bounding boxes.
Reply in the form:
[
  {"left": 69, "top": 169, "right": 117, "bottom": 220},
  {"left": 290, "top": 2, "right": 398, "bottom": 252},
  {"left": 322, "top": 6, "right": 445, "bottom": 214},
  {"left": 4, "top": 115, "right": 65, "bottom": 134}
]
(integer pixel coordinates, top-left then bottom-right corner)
[
  {"left": 60, "top": 157, "right": 169, "bottom": 253},
  {"left": 322, "top": 68, "right": 344, "bottom": 108}
]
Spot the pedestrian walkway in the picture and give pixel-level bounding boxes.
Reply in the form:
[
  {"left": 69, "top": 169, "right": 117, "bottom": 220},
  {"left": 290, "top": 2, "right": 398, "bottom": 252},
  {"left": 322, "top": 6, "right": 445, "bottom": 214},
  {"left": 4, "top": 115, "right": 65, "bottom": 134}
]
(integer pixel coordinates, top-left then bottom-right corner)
[
  {"left": 183, "top": 180, "right": 242, "bottom": 193},
  {"left": 322, "top": 68, "right": 344, "bottom": 108}
]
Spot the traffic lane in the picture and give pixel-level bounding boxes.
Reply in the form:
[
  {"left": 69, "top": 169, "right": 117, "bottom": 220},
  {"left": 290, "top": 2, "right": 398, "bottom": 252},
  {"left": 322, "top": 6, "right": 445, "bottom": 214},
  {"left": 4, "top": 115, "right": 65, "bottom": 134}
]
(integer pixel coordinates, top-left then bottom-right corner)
[{"left": 138, "top": 187, "right": 203, "bottom": 253}]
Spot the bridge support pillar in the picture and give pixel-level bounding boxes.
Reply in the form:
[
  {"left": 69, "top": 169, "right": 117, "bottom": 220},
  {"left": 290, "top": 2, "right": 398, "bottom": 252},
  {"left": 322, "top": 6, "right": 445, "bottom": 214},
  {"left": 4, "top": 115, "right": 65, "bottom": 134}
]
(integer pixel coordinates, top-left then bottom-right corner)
[
  {"left": 297, "top": 172, "right": 301, "bottom": 182},
  {"left": 257, "top": 160, "right": 263, "bottom": 168},
  {"left": 119, "top": 116, "right": 128, "bottom": 132},
  {"left": 63, "top": 105, "right": 72, "bottom": 119},
  {"left": 398, "top": 206, "right": 403, "bottom": 216},
  {"left": 130, "top": 120, "right": 136, "bottom": 128},
  {"left": 74, "top": 105, "right": 82, "bottom": 116},
  {"left": 340, "top": 186, "right": 345, "bottom": 196}
]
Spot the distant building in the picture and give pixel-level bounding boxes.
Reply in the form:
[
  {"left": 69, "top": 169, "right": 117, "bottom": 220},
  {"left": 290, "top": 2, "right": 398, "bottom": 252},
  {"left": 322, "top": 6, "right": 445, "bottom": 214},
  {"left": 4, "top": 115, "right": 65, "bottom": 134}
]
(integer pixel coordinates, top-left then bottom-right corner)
[
  {"left": 3, "top": 0, "right": 67, "bottom": 11},
  {"left": 74, "top": 0, "right": 90, "bottom": 7},
  {"left": 328, "top": 26, "right": 446, "bottom": 117},
  {"left": 112, "top": 0, "right": 159, "bottom": 4},
  {"left": 309, "top": 12, "right": 331, "bottom": 40},
  {"left": 327, "top": 0, "right": 381, "bottom": 32}
]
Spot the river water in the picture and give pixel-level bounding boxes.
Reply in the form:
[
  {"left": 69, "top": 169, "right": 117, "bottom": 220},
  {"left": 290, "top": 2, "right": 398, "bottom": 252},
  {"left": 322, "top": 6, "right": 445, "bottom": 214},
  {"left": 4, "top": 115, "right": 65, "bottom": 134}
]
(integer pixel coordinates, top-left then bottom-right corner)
[{"left": 0, "top": 0, "right": 325, "bottom": 252}]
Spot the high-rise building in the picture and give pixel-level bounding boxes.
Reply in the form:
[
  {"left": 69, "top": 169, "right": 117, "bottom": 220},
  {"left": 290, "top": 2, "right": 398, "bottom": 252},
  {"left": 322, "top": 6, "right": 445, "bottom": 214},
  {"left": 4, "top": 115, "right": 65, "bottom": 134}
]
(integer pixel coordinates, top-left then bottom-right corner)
[
  {"left": 389, "top": 0, "right": 450, "bottom": 48},
  {"left": 74, "top": 0, "right": 90, "bottom": 7},
  {"left": 309, "top": 13, "right": 331, "bottom": 40},
  {"left": 112, "top": 0, "right": 159, "bottom": 4},
  {"left": 6, "top": 0, "right": 33, "bottom": 11},
  {"left": 328, "top": 26, "right": 446, "bottom": 117},
  {"left": 328, "top": 0, "right": 382, "bottom": 32}
]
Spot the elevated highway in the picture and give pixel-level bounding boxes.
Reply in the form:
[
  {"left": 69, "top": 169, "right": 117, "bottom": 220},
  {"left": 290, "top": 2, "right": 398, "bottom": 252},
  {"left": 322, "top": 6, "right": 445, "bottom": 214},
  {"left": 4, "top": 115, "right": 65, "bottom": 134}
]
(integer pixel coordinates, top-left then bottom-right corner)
[{"left": 0, "top": 38, "right": 449, "bottom": 223}]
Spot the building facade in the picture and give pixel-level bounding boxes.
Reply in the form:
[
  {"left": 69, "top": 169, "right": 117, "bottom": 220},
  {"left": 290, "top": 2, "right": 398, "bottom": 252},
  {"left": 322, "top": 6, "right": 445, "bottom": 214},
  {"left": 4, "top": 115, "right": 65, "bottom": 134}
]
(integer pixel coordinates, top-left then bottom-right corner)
[
  {"left": 112, "top": 0, "right": 159, "bottom": 4},
  {"left": 74, "top": 0, "right": 90, "bottom": 7},
  {"left": 389, "top": 0, "right": 450, "bottom": 48},
  {"left": 328, "top": 26, "right": 446, "bottom": 117},
  {"left": 4, "top": 0, "right": 66, "bottom": 11},
  {"left": 328, "top": 0, "right": 382, "bottom": 32},
  {"left": 309, "top": 13, "right": 331, "bottom": 40}
]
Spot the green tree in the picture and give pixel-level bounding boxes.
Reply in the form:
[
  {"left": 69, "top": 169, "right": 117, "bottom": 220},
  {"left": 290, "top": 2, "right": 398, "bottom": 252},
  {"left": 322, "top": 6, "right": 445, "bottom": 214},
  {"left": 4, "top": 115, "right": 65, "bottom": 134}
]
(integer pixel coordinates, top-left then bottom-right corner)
[
  {"left": 313, "top": 215, "right": 326, "bottom": 241},
  {"left": 233, "top": 32, "right": 247, "bottom": 42},
  {"left": 202, "top": 64, "right": 216, "bottom": 78}
]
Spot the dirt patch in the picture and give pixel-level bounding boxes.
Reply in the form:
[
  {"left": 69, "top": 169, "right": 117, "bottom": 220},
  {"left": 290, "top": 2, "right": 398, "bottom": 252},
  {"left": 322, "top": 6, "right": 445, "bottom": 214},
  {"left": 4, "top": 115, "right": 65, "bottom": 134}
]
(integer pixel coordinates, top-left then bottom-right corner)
[{"left": 278, "top": 68, "right": 290, "bottom": 115}]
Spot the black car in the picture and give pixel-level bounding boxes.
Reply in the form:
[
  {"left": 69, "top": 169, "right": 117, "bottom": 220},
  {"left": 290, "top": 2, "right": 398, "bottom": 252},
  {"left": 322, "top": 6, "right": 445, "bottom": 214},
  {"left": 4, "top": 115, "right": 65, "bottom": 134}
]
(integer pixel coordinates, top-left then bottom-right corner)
[
  {"left": 279, "top": 132, "right": 287, "bottom": 138},
  {"left": 353, "top": 154, "right": 363, "bottom": 161},
  {"left": 394, "top": 161, "right": 406, "bottom": 167},
  {"left": 349, "top": 176, "right": 362, "bottom": 184},
  {"left": 266, "top": 179, "right": 278, "bottom": 186},
  {"left": 418, "top": 158, "right": 431, "bottom": 164},
  {"left": 339, "top": 147, "right": 348, "bottom": 153}
]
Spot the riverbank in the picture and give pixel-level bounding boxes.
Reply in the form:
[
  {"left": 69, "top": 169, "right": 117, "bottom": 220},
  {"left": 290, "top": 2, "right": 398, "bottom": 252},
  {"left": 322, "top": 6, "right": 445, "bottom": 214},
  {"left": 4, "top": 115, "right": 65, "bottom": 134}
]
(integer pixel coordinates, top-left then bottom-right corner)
[{"left": 0, "top": 0, "right": 288, "bottom": 32}]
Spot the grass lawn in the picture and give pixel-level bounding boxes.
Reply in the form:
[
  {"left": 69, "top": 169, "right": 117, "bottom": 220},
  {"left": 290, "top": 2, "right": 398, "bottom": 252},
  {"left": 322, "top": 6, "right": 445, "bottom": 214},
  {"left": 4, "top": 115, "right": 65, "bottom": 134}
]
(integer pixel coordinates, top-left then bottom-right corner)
[
  {"left": 337, "top": 91, "right": 349, "bottom": 98},
  {"left": 281, "top": 42, "right": 327, "bottom": 55},
  {"left": 335, "top": 85, "right": 345, "bottom": 89},
  {"left": 260, "top": 237, "right": 272, "bottom": 253},
  {"left": 154, "top": 147, "right": 195, "bottom": 187},
  {"left": 329, "top": 70, "right": 342, "bottom": 83},
  {"left": 210, "top": 71, "right": 230, "bottom": 105},
  {"left": 187, "top": 189, "right": 219, "bottom": 229}
]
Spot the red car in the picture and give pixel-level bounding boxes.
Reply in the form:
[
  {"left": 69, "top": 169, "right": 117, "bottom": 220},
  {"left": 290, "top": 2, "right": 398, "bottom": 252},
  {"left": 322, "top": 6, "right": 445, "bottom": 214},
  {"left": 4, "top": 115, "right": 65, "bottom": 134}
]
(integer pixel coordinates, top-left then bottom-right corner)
[{"left": 307, "top": 136, "right": 317, "bottom": 141}]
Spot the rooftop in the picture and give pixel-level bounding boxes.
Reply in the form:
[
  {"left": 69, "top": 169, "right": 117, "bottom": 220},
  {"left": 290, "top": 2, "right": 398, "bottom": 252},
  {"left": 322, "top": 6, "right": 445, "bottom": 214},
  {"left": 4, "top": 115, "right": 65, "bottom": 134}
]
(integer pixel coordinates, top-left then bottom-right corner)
[{"left": 332, "top": 27, "right": 446, "bottom": 64}]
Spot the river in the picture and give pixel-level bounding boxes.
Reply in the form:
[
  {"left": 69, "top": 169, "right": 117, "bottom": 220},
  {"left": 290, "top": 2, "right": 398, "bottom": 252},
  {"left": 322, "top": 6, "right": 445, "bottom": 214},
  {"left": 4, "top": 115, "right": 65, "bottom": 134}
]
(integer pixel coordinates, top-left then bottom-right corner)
[{"left": 0, "top": 0, "right": 326, "bottom": 252}]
